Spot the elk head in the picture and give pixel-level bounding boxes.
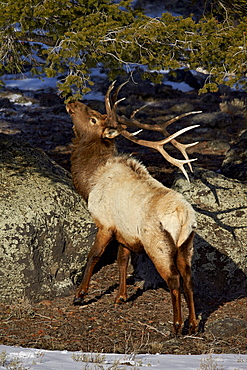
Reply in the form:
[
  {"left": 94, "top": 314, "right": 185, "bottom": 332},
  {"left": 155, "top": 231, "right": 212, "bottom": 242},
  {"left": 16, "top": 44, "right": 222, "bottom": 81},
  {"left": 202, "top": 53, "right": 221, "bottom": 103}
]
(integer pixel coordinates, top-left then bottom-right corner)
[
  {"left": 66, "top": 101, "right": 109, "bottom": 140},
  {"left": 67, "top": 80, "right": 201, "bottom": 180}
]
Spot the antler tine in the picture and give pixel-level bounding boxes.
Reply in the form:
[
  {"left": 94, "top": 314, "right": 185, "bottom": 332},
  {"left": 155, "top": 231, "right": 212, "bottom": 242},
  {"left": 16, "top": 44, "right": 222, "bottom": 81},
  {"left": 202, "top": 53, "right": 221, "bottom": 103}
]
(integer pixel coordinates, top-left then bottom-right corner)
[
  {"left": 158, "top": 147, "right": 197, "bottom": 182},
  {"left": 110, "top": 80, "right": 130, "bottom": 127},
  {"left": 130, "top": 103, "right": 151, "bottom": 119},
  {"left": 117, "top": 124, "right": 200, "bottom": 181},
  {"left": 169, "top": 139, "right": 199, "bottom": 172},
  {"left": 105, "top": 80, "right": 117, "bottom": 126},
  {"left": 105, "top": 80, "right": 129, "bottom": 127},
  {"left": 156, "top": 111, "right": 201, "bottom": 172},
  {"left": 112, "top": 80, "right": 129, "bottom": 104},
  {"left": 159, "top": 111, "right": 202, "bottom": 130}
]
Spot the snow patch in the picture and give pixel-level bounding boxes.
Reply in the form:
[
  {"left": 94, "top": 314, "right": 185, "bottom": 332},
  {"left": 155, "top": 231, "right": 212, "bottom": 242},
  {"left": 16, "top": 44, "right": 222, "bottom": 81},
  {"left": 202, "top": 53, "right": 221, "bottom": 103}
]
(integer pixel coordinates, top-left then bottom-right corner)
[{"left": 1, "top": 345, "right": 247, "bottom": 369}]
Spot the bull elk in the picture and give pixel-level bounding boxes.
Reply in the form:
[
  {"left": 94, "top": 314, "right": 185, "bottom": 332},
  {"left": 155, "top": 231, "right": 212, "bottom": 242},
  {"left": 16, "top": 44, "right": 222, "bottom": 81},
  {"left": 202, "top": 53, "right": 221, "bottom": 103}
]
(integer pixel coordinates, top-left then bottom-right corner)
[{"left": 66, "top": 81, "right": 200, "bottom": 334}]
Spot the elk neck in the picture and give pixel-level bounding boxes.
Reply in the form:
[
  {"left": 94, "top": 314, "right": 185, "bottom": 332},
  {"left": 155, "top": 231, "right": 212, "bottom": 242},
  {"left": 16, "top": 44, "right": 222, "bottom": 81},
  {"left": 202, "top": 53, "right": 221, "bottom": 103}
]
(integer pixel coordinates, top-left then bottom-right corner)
[{"left": 71, "top": 134, "right": 117, "bottom": 202}]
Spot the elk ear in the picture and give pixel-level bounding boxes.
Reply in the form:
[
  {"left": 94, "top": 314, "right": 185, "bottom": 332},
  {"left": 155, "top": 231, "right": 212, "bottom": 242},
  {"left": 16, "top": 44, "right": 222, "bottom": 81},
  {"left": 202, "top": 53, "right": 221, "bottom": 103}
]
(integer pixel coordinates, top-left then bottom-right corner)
[{"left": 102, "top": 127, "right": 120, "bottom": 139}]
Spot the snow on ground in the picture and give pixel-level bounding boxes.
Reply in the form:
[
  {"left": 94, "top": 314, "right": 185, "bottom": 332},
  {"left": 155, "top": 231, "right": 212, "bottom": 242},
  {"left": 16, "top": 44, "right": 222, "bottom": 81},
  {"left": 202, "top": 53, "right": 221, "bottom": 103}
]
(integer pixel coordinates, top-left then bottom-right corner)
[
  {"left": 162, "top": 80, "right": 194, "bottom": 92},
  {"left": 2, "top": 73, "right": 58, "bottom": 92},
  {"left": 1, "top": 345, "right": 247, "bottom": 369}
]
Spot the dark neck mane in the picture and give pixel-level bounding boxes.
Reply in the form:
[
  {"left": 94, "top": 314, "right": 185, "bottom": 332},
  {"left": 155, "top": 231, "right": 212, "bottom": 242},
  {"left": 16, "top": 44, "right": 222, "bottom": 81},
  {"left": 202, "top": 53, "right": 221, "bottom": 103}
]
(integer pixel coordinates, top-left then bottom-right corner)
[{"left": 71, "top": 136, "right": 116, "bottom": 202}]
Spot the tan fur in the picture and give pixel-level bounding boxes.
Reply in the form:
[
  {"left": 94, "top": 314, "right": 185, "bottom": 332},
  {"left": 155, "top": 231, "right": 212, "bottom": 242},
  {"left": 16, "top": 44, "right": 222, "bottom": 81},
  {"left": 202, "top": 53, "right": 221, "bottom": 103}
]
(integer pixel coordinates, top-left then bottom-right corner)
[
  {"left": 89, "top": 156, "right": 196, "bottom": 248},
  {"left": 66, "top": 99, "right": 198, "bottom": 335}
]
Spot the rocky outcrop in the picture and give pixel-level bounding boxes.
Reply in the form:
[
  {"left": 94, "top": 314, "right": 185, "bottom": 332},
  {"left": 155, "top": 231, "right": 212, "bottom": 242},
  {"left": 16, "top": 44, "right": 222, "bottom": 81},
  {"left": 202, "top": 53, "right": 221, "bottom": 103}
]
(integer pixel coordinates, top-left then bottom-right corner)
[
  {"left": 133, "top": 167, "right": 247, "bottom": 301},
  {"left": 174, "top": 167, "right": 247, "bottom": 299},
  {"left": 221, "top": 130, "right": 247, "bottom": 181},
  {"left": 0, "top": 134, "right": 96, "bottom": 304}
]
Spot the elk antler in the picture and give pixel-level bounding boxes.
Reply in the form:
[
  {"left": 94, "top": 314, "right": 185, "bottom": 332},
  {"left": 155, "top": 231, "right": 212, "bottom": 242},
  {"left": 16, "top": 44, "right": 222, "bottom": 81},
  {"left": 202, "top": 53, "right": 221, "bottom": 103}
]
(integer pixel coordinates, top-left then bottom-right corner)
[
  {"left": 129, "top": 109, "right": 201, "bottom": 172},
  {"left": 105, "top": 81, "right": 201, "bottom": 181}
]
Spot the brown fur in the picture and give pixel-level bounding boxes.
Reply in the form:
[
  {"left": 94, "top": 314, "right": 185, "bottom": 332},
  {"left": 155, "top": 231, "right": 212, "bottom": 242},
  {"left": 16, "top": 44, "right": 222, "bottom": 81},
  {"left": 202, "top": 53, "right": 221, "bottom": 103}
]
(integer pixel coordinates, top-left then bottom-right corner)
[{"left": 66, "top": 100, "right": 198, "bottom": 335}]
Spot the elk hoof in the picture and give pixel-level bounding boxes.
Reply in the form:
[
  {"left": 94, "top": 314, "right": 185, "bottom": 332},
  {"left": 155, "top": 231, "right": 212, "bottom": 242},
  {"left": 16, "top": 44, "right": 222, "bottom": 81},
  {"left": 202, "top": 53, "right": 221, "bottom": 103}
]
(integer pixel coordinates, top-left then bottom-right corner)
[
  {"left": 189, "top": 323, "right": 198, "bottom": 334},
  {"left": 73, "top": 296, "right": 84, "bottom": 305},
  {"left": 173, "top": 322, "right": 182, "bottom": 336},
  {"left": 114, "top": 296, "right": 127, "bottom": 304}
]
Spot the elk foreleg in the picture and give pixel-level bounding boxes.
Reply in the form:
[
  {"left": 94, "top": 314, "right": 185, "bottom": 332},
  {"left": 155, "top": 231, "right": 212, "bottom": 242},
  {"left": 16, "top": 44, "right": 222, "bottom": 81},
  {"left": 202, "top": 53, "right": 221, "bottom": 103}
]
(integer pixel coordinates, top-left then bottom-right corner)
[
  {"left": 177, "top": 231, "right": 197, "bottom": 334},
  {"left": 73, "top": 228, "right": 112, "bottom": 305},
  {"left": 115, "top": 244, "right": 131, "bottom": 304}
]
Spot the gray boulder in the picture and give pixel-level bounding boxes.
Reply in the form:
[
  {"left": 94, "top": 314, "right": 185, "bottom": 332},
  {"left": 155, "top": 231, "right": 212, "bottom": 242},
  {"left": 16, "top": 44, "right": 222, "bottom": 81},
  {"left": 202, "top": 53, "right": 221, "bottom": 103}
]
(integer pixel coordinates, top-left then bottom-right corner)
[
  {"left": 174, "top": 167, "right": 247, "bottom": 299},
  {"left": 0, "top": 134, "right": 96, "bottom": 304},
  {"left": 221, "top": 130, "right": 247, "bottom": 181}
]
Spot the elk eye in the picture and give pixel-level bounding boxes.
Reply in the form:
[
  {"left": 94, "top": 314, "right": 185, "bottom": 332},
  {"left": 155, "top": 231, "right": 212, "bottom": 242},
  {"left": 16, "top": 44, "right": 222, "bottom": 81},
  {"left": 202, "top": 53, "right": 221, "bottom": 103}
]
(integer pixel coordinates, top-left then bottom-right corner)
[{"left": 90, "top": 117, "right": 98, "bottom": 125}]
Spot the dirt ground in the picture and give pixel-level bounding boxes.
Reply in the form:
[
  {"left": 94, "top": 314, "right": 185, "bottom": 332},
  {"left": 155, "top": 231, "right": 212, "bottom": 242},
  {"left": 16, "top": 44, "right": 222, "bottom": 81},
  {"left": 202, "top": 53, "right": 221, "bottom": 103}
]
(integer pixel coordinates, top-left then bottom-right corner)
[
  {"left": 1, "top": 262, "right": 247, "bottom": 354},
  {"left": 0, "top": 87, "right": 247, "bottom": 355}
]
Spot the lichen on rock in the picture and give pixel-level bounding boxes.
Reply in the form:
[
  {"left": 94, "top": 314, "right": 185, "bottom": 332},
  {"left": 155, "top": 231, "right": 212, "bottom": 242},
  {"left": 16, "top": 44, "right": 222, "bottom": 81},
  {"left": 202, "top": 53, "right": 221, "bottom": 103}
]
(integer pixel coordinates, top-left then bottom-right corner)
[{"left": 0, "top": 133, "right": 96, "bottom": 304}]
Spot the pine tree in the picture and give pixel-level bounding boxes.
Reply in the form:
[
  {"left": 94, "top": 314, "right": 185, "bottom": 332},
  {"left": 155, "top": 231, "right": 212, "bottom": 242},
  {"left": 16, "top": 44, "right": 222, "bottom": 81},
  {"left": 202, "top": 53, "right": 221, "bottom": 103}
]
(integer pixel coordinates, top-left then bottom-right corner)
[{"left": 0, "top": 0, "right": 246, "bottom": 98}]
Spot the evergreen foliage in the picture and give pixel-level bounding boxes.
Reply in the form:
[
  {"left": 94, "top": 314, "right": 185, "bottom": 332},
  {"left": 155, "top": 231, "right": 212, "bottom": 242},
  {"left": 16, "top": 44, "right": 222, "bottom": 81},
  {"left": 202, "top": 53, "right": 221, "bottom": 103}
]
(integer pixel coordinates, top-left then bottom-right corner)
[
  {"left": 209, "top": 0, "right": 247, "bottom": 21},
  {"left": 0, "top": 0, "right": 246, "bottom": 99}
]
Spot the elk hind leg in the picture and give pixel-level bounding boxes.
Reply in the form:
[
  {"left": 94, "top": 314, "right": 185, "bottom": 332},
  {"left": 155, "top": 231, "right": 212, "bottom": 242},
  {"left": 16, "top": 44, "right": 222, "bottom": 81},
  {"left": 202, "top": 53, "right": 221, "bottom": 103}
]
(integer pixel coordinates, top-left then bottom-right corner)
[
  {"left": 146, "top": 231, "right": 182, "bottom": 335},
  {"left": 115, "top": 244, "right": 131, "bottom": 304},
  {"left": 166, "top": 265, "right": 182, "bottom": 335},
  {"left": 74, "top": 228, "right": 112, "bottom": 305},
  {"left": 177, "top": 231, "right": 197, "bottom": 333}
]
